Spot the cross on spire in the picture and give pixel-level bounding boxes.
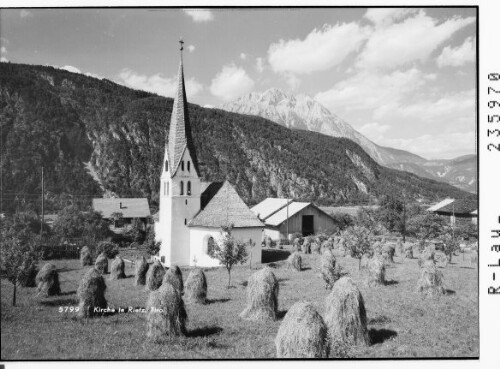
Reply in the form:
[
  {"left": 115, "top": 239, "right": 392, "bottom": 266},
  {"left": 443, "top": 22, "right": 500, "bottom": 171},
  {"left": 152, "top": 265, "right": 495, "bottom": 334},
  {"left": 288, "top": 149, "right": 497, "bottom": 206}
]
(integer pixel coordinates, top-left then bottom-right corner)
[{"left": 179, "top": 38, "right": 184, "bottom": 51}]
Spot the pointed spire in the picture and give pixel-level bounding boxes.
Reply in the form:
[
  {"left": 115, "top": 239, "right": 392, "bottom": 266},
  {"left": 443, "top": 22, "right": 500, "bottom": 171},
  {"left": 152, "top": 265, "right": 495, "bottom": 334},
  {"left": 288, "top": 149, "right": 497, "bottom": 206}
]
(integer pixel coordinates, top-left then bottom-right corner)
[{"left": 166, "top": 39, "right": 200, "bottom": 177}]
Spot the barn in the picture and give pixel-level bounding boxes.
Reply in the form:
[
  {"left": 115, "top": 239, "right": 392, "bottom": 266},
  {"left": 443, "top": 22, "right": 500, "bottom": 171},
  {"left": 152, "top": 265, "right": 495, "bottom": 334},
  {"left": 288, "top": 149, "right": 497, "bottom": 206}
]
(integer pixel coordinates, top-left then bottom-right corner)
[
  {"left": 251, "top": 198, "right": 337, "bottom": 240},
  {"left": 427, "top": 197, "right": 478, "bottom": 225}
]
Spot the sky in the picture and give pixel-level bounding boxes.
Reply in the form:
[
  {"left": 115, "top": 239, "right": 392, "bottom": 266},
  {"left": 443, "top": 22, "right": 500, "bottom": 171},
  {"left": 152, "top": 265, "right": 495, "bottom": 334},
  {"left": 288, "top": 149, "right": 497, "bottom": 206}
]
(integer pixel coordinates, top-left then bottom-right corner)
[{"left": 0, "top": 7, "right": 476, "bottom": 160}]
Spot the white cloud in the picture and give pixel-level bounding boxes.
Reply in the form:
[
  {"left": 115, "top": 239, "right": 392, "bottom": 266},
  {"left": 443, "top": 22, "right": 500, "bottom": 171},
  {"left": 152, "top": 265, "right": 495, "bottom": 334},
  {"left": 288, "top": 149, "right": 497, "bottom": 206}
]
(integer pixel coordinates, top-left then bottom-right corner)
[
  {"left": 203, "top": 104, "right": 214, "bottom": 109},
  {"left": 240, "top": 53, "right": 247, "bottom": 60},
  {"left": 20, "top": 10, "right": 33, "bottom": 19},
  {"left": 284, "top": 73, "right": 301, "bottom": 90},
  {"left": 210, "top": 64, "right": 254, "bottom": 102},
  {"left": 356, "top": 11, "right": 475, "bottom": 70},
  {"left": 358, "top": 122, "right": 391, "bottom": 140},
  {"left": 437, "top": 37, "right": 476, "bottom": 68},
  {"left": 1, "top": 46, "right": 6, "bottom": 54},
  {"left": 118, "top": 69, "right": 203, "bottom": 98},
  {"left": 364, "top": 8, "right": 417, "bottom": 27},
  {"left": 267, "top": 22, "right": 371, "bottom": 75},
  {"left": 61, "top": 65, "right": 82, "bottom": 74},
  {"left": 187, "top": 45, "right": 196, "bottom": 53},
  {"left": 0, "top": 57, "right": 8, "bottom": 62},
  {"left": 183, "top": 9, "right": 214, "bottom": 23},
  {"left": 255, "top": 57, "right": 265, "bottom": 73},
  {"left": 315, "top": 67, "right": 431, "bottom": 113}
]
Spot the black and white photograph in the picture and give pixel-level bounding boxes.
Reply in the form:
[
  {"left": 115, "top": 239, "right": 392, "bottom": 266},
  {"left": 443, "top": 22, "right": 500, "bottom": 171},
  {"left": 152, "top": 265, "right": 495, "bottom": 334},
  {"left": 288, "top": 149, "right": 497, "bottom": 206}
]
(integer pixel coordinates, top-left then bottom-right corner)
[{"left": 1, "top": 1, "right": 495, "bottom": 366}]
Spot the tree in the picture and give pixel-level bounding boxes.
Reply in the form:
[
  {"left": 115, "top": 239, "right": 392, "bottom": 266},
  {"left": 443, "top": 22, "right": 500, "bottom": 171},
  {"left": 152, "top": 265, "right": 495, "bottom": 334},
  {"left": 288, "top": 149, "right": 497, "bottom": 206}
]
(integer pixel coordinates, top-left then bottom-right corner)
[
  {"left": 144, "top": 227, "right": 161, "bottom": 256},
  {"left": 406, "top": 213, "right": 446, "bottom": 250},
  {"left": 330, "top": 212, "right": 354, "bottom": 231},
  {"left": 0, "top": 212, "right": 42, "bottom": 306},
  {"left": 341, "top": 226, "right": 372, "bottom": 270},
  {"left": 209, "top": 224, "right": 248, "bottom": 287},
  {"left": 125, "top": 218, "right": 146, "bottom": 244}
]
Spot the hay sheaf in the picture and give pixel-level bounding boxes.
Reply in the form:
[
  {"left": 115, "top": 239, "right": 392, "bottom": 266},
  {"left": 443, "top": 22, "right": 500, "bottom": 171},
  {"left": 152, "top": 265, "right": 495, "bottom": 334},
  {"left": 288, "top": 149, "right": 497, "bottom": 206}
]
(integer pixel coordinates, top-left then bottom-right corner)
[
  {"left": 418, "top": 248, "right": 435, "bottom": 268},
  {"left": 434, "top": 251, "right": 448, "bottom": 268},
  {"left": 311, "top": 242, "right": 321, "bottom": 254},
  {"left": 146, "top": 260, "right": 166, "bottom": 291},
  {"left": 367, "top": 256, "right": 385, "bottom": 287},
  {"left": 80, "top": 246, "right": 92, "bottom": 266},
  {"left": 135, "top": 256, "right": 149, "bottom": 286},
  {"left": 293, "top": 238, "right": 303, "bottom": 253},
  {"left": 95, "top": 253, "right": 109, "bottom": 274},
  {"left": 184, "top": 268, "right": 207, "bottom": 304},
  {"left": 321, "top": 240, "right": 334, "bottom": 254},
  {"left": 240, "top": 267, "right": 279, "bottom": 321},
  {"left": 109, "top": 256, "right": 126, "bottom": 280},
  {"left": 320, "top": 249, "right": 343, "bottom": 289},
  {"left": 360, "top": 254, "right": 370, "bottom": 270},
  {"left": 288, "top": 252, "right": 302, "bottom": 272},
  {"left": 162, "top": 266, "right": 184, "bottom": 294},
  {"left": 303, "top": 237, "right": 312, "bottom": 254},
  {"left": 416, "top": 263, "right": 446, "bottom": 297},
  {"left": 404, "top": 243, "right": 414, "bottom": 259},
  {"left": 275, "top": 301, "right": 329, "bottom": 358},
  {"left": 324, "top": 277, "right": 369, "bottom": 348},
  {"left": 77, "top": 267, "right": 107, "bottom": 318},
  {"left": 35, "top": 263, "right": 61, "bottom": 297},
  {"left": 146, "top": 282, "right": 187, "bottom": 341},
  {"left": 382, "top": 244, "right": 395, "bottom": 264}
]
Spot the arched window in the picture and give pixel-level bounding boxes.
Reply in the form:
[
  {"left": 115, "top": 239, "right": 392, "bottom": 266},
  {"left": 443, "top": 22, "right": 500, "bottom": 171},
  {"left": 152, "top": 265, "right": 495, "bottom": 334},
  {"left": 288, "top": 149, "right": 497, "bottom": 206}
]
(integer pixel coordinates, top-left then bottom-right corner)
[
  {"left": 187, "top": 181, "right": 191, "bottom": 196},
  {"left": 180, "top": 181, "right": 184, "bottom": 195},
  {"left": 203, "top": 236, "right": 215, "bottom": 255},
  {"left": 165, "top": 160, "right": 168, "bottom": 171},
  {"left": 164, "top": 181, "right": 167, "bottom": 195},
  {"left": 181, "top": 161, "right": 184, "bottom": 171},
  {"left": 167, "top": 182, "right": 169, "bottom": 196},
  {"left": 187, "top": 161, "right": 191, "bottom": 172}
]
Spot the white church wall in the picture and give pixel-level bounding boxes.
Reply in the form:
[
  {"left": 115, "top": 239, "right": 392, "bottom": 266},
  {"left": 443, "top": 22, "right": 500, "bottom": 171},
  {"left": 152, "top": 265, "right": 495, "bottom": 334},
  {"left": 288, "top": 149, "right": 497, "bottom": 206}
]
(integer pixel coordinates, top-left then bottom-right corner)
[{"left": 189, "top": 227, "right": 263, "bottom": 268}]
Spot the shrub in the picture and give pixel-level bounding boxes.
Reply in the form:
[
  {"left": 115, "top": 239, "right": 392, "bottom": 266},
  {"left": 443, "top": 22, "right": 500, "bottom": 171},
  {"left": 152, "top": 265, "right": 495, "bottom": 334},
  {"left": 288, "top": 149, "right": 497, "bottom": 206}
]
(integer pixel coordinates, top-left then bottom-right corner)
[{"left": 96, "top": 241, "right": 119, "bottom": 259}]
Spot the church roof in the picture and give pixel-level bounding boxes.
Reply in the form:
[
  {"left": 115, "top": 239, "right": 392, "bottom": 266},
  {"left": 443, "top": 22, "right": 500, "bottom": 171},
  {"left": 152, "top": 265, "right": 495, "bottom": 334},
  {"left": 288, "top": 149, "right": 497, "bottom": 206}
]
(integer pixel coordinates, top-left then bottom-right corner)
[
  {"left": 189, "top": 181, "right": 264, "bottom": 228},
  {"left": 166, "top": 51, "right": 200, "bottom": 177}
]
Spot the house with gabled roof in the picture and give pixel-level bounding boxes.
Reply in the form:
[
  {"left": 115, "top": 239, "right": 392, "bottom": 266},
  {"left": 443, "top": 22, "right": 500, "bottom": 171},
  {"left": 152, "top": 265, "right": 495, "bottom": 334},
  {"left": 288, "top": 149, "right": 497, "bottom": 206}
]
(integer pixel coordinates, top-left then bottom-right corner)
[
  {"left": 154, "top": 42, "right": 263, "bottom": 267},
  {"left": 251, "top": 198, "right": 337, "bottom": 240}
]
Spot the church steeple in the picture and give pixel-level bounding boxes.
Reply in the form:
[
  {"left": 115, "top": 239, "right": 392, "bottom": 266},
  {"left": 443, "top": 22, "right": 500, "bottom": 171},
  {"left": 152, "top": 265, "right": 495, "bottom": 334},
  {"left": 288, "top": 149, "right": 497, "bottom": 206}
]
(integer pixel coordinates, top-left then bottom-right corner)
[{"left": 166, "top": 39, "right": 200, "bottom": 177}]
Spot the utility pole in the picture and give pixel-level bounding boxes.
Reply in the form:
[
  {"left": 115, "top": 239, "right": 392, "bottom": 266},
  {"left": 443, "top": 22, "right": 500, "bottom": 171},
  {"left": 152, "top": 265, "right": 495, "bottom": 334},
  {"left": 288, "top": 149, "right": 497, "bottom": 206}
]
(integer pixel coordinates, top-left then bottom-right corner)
[
  {"left": 286, "top": 198, "right": 289, "bottom": 241},
  {"left": 402, "top": 192, "right": 406, "bottom": 244},
  {"left": 40, "top": 167, "right": 44, "bottom": 242}
]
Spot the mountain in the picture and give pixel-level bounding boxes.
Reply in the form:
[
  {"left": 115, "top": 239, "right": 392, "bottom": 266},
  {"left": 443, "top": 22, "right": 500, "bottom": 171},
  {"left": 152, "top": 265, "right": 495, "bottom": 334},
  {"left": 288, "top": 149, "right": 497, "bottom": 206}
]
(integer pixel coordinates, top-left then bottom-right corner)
[
  {"left": 222, "top": 89, "right": 476, "bottom": 193},
  {"left": 0, "top": 62, "right": 469, "bottom": 214}
]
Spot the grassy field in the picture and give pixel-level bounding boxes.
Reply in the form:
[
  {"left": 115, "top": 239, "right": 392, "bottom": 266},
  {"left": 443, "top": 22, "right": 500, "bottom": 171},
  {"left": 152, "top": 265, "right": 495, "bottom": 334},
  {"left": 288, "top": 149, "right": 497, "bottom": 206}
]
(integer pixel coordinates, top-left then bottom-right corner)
[{"left": 0, "top": 247, "right": 478, "bottom": 360}]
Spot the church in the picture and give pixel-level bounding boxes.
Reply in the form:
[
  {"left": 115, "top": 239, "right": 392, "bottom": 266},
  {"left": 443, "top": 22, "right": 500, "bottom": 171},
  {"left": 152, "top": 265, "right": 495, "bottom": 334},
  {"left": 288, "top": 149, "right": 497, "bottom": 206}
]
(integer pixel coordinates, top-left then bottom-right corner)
[{"left": 154, "top": 42, "right": 264, "bottom": 268}]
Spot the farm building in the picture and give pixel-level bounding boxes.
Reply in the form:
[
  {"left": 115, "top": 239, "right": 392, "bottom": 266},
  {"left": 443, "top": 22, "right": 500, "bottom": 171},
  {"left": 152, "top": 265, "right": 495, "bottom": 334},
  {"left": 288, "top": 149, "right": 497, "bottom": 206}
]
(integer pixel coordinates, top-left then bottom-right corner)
[
  {"left": 427, "top": 197, "right": 477, "bottom": 225},
  {"left": 320, "top": 205, "right": 379, "bottom": 218},
  {"left": 252, "top": 198, "right": 337, "bottom": 240},
  {"left": 92, "top": 198, "right": 151, "bottom": 229}
]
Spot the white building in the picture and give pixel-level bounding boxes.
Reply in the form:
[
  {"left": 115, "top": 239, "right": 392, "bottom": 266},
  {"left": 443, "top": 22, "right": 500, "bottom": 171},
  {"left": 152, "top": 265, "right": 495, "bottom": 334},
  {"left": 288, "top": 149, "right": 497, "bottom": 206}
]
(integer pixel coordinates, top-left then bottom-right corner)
[{"left": 155, "top": 43, "right": 263, "bottom": 267}]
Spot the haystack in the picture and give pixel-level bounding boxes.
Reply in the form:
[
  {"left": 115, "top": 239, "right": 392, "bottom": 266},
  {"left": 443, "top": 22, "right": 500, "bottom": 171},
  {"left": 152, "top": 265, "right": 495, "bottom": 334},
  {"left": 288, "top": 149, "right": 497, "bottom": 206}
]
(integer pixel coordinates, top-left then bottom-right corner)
[
  {"left": 404, "top": 243, "right": 414, "bottom": 259},
  {"left": 303, "top": 237, "right": 311, "bottom": 254},
  {"left": 320, "top": 249, "right": 343, "bottom": 289},
  {"left": 382, "top": 244, "right": 395, "bottom": 264},
  {"left": 146, "top": 260, "right": 165, "bottom": 291},
  {"left": 95, "top": 253, "right": 108, "bottom": 274},
  {"left": 321, "top": 239, "right": 334, "bottom": 254},
  {"left": 416, "top": 263, "right": 446, "bottom": 297},
  {"left": 293, "top": 238, "right": 303, "bottom": 253},
  {"left": 367, "top": 256, "right": 385, "bottom": 287},
  {"left": 240, "top": 267, "right": 279, "bottom": 321},
  {"left": 184, "top": 268, "right": 207, "bottom": 304},
  {"left": 80, "top": 246, "right": 92, "bottom": 266},
  {"left": 372, "top": 241, "right": 382, "bottom": 257},
  {"left": 288, "top": 252, "right": 302, "bottom": 272},
  {"left": 109, "top": 256, "right": 126, "bottom": 280},
  {"left": 418, "top": 248, "right": 435, "bottom": 268},
  {"left": 470, "top": 251, "right": 478, "bottom": 267},
  {"left": 135, "top": 256, "right": 149, "bottom": 286},
  {"left": 434, "top": 251, "right": 448, "bottom": 268},
  {"left": 35, "top": 263, "right": 61, "bottom": 296},
  {"left": 311, "top": 242, "right": 321, "bottom": 254},
  {"left": 324, "top": 277, "right": 369, "bottom": 347},
  {"left": 77, "top": 267, "right": 107, "bottom": 318},
  {"left": 146, "top": 282, "right": 187, "bottom": 341},
  {"left": 162, "top": 266, "right": 184, "bottom": 294},
  {"left": 275, "top": 302, "right": 329, "bottom": 358}
]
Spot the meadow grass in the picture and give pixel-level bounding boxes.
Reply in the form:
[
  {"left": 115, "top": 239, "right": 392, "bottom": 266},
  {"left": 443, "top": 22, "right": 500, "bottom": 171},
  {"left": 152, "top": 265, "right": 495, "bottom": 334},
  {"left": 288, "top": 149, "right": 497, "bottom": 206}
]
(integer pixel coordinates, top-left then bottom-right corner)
[{"left": 0, "top": 247, "right": 478, "bottom": 359}]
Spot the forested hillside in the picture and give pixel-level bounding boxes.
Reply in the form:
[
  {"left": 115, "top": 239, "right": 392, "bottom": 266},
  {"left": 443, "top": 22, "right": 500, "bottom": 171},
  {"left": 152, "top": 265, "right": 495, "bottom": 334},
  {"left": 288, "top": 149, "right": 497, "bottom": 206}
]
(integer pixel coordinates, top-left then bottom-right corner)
[{"left": 0, "top": 62, "right": 469, "bottom": 214}]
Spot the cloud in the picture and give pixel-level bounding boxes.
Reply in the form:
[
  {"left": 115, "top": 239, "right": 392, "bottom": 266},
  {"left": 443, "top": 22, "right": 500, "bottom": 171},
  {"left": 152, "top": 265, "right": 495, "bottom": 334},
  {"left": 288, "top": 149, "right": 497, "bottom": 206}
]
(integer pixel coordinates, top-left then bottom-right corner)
[
  {"left": 61, "top": 65, "right": 82, "bottom": 74},
  {"left": 240, "top": 53, "right": 247, "bottom": 60},
  {"left": 284, "top": 73, "right": 301, "bottom": 90},
  {"left": 356, "top": 11, "right": 475, "bottom": 70},
  {"left": 187, "top": 45, "right": 196, "bottom": 53},
  {"left": 267, "top": 22, "right": 371, "bottom": 75},
  {"left": 183, "top": 9, "right": 214, "bottom": 23},
  {"left": 0, "top": 44, "right": 7, "bottom": 62},
  {"left": 358, "top": 122, "right": 391, "bottom": 140},
  {"left": 210, "top": 64, "right": 254, "bottom": 101},
  {"left": 364, "top": 8, "right": 417, "bottom": 27},
  {"left": 118, "top": 69, "right": 203, "bottom": 98},
  {"left": 0, "top": 57, "right": 7, "bottom": 62},
  {"left": 437, "top": 37, "right": 476, "bottom": 68},
  {"left": 203, "top": 104, "right": 214, "bottom": 109},
  {"left": 20, "top": 10, "right": 34, "bottom": 19},
  {"left": 255, "top": 57, "right": 265, "bottom": 73},
  {"left": 315, "top": 67, "right": 431, "bottom": 113}
]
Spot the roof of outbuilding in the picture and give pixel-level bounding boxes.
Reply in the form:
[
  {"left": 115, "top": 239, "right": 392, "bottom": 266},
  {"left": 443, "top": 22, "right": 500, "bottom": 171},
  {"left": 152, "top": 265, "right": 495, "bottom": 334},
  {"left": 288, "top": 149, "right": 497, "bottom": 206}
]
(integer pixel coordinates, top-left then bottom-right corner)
[
  {"left": 427, "top": 198, "right": 455, "bottom": 212},
  {"left": 264, "top": 202, "right": 311, "bottom": 226},
  {"left": 251, "top": 198, "right": 293, "bottom": 220},
  {"left": 437, "top": 197, "right": 477, "bottom": 215},
  {"left": 92, "top": 198, "right": 151, "bottom": 219},
  {"left": 189, "top": 181, "right": 264, "bottom": 228}
]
